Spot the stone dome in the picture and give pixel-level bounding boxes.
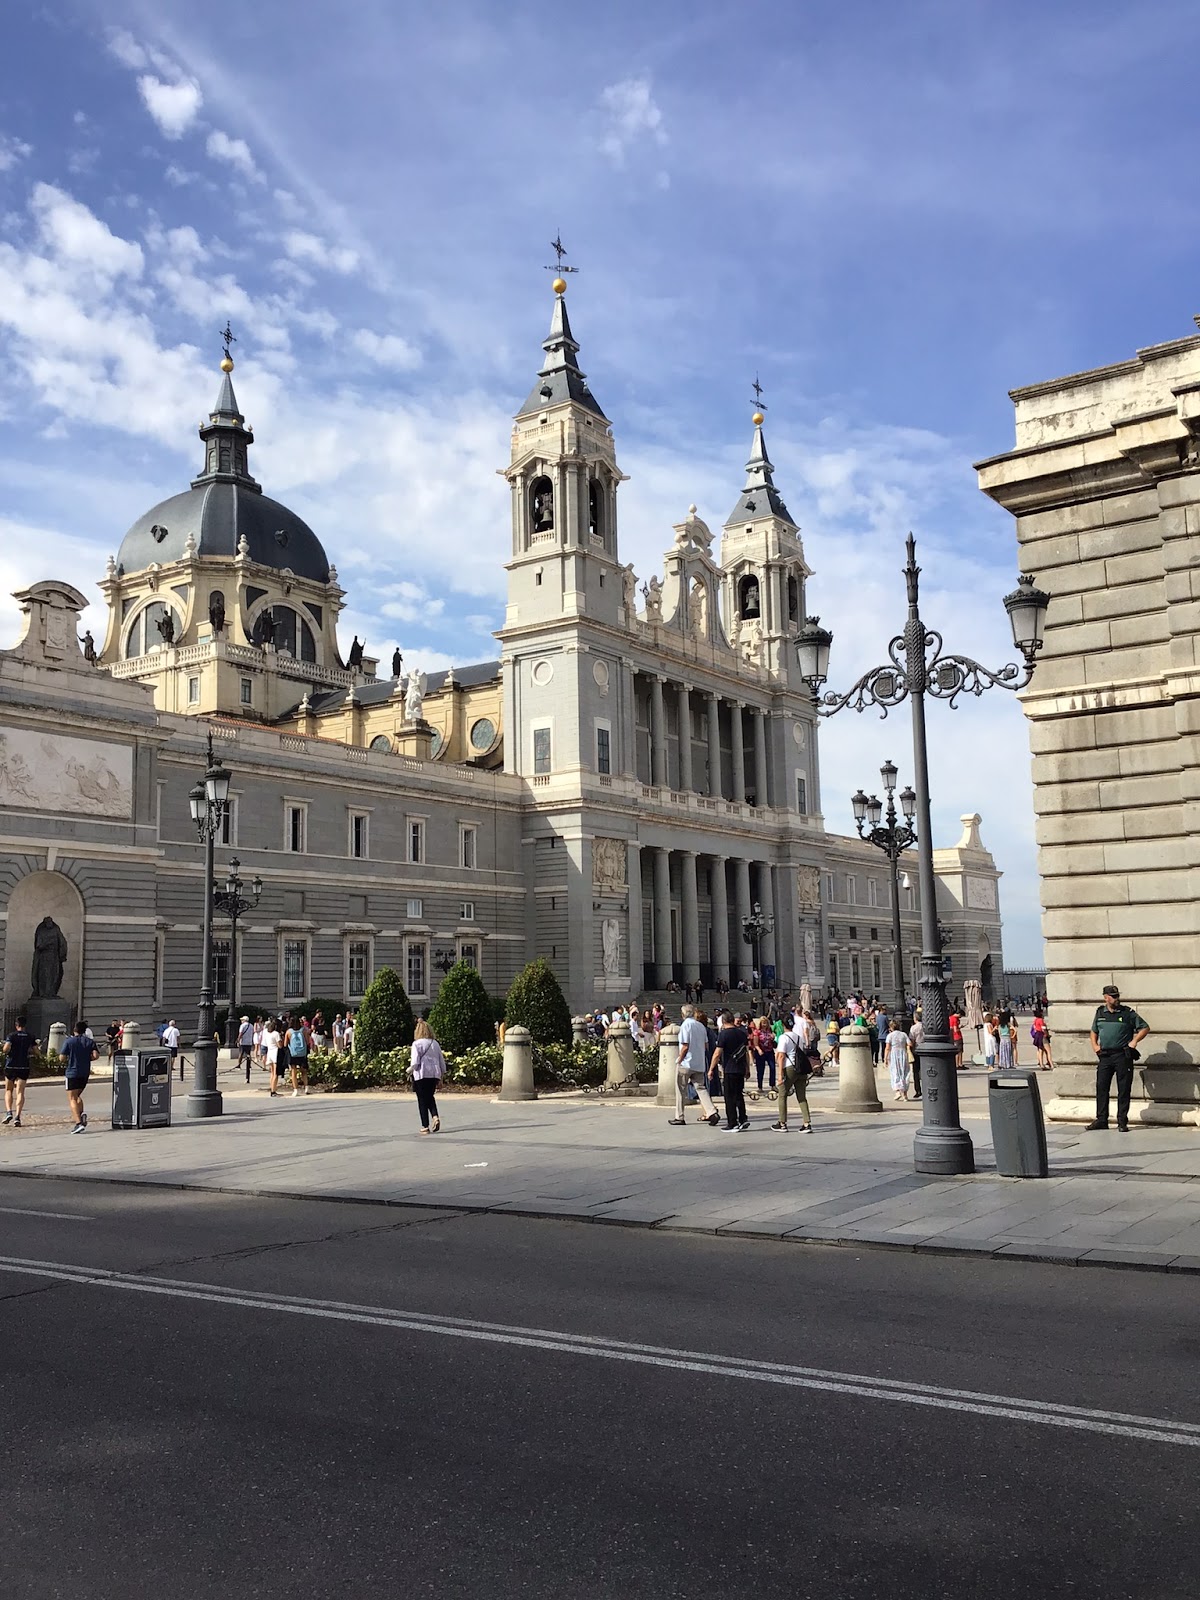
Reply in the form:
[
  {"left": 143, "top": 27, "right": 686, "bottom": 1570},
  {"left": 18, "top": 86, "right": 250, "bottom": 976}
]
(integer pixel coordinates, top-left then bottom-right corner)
[{"left": 117, "top": 481, "right": 331, "bottom": 584}]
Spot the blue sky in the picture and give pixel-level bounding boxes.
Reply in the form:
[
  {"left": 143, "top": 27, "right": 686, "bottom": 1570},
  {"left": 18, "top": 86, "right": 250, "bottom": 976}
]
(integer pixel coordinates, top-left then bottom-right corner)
[{"left": 2, "top": 0, "right": 1197, "bottom": 967}]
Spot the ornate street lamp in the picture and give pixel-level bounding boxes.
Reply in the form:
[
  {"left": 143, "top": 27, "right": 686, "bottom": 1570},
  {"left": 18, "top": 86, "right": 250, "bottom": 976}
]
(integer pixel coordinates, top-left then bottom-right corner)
[
  {"left": 433, "top": 947, "right": 457, "bottom": 978},
  {"left": 740, "top": 900, "right": 775, "bottom": 1014},
  {"left": 187, "top": 731, "right": 231, "bottom": 1119},
  {"left": 796, "top": 534, "right": 1048, "bottom": 1176},
  {"left": 853, "top": 760, "right": 917, "bottom": 1012},
  {"left": 214, "top": 856, "right": 262, "bottom": 1050}
]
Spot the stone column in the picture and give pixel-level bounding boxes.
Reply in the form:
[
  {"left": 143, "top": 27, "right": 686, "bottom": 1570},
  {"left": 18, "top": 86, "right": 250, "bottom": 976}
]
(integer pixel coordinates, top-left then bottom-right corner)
[
  {"left": 653, "top": 846, "right": 673, "bottom": 988},
  {"left": 499, "top": 1024, "right": 536, "bottom": 1101},
  {"left": 733, "top": 857, "right": 752, "bottom": 983},
  {"left": 650, "top": 675, "right": 668, "bottom": 788},
  {"left": 710, "top": 855, "right": 730, "bottom": 984},
  {"left": 752, "top": 707, "right": 769, "bottom": 809},
  {"left": 678, "top": 685, "right": 693, "bottom": 793},
  {"left": 626, "top": 840, "right": 644, "bottom": 993},
  {"left": 656, "top": 1023, "right": 681, "bottom": 1107},
  {"left": 756, "top": 861, "right": 777, "bottom": 978},
  {"left": 606, "top": 1019, "right": 638, "bottom": 1092},
  {"left": 680, "top": 849, "right": 700, "bottom": 984},
  {"left": 706, "top": 694, "right": 723, "bottom": 798},
  {"left": 730, "top": 701, "right": 746, "bottom": 803},
  {"left": 836, "top": 1021, "right": 882, "bottom": 1113}
]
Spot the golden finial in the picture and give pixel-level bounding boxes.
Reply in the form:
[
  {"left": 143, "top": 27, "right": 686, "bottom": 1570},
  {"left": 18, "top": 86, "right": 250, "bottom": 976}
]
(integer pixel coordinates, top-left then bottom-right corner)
[
  {"left": 220, "top": 320, "right": 237, "bottom": 373},
  {"left": 752, "top": 411, "right": 764, "bottom": 426},
  {"left": 552, "top": 277, "right": 567, "bottom": 295},
  {"left": 221, "top": 355, "right": 234, "bottom": 373}
]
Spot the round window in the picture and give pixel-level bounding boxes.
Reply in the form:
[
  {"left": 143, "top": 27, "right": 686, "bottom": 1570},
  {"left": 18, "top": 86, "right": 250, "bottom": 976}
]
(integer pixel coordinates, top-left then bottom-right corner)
[
  {"left": 532, "top": 659, "right": 554, "bottom": 686},
  {"left": 429, "top": 728, "right": 445, "bottom": 758},
  {"left": 470, "top": 717, "right": 496, "bottom": 752}
]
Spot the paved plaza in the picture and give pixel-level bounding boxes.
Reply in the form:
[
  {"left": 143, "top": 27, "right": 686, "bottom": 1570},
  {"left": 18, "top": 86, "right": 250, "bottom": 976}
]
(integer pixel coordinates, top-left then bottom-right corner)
[{"left": 5, "top": 1063, "right": 1200, "bottom": 1270}]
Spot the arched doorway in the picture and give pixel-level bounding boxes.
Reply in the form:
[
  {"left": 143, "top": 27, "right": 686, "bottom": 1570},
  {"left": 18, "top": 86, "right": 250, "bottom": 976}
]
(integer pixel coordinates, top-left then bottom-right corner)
[{"left": 2, "top": 870, "right": 85, "bottom": 1033}]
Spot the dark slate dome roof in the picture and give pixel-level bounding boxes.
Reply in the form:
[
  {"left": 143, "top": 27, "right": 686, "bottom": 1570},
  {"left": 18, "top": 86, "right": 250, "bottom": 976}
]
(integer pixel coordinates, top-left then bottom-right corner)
[{"left": 117, "top": 482, "right": 331, "bottom": 583}]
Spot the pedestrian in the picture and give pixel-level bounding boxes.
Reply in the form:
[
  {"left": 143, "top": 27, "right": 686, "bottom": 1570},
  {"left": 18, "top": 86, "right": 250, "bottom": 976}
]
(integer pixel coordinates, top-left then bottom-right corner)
[
  {"left": 332, "top": 1013, "right": 345, "bottom": 1052},
  {"left": 264, "top": 1017, "right": 284, "bottom": 1095},
  {"left": 105, "top": 1019, "right": 121, "bottom": 1063},
  {"left": 283, "top": 1015, "right": 311, "bottom": 1097},
  {"left": 344, "top": 1013, "right": 356, "bottom": 1053},
  {"left": 700, "top": 1010, "right": 722, "bottom": 1103},
  {"left": 1031, "top": 1012, "right": 1054, "bottom": 1070},
  {"left": 771, "top": 1017, "right": 812, "bottom": 1133},
  {"left": 311, "top": 1012, "right": 328, "bottom": 1052},
  {"left": 983, "top": 1014, "right": 998, "bottom": 1071},
  {"left": 751, "top": 1015, "right": 776, "bottom": 1095},
  {"left": 885, "top": 1019, "right": 911, "bottom": 1101},
  {"left": 409, "top": 1018, "right": 447, "bottom": 1134},
  {"left": 1086, "top": 985, "right": 1149, "bottom": 1133},
  {"left": 2, "top": 1015, "right": 35, "bottom": 1128},
  {"left": 711, "top": 1011, "right": 751, "bottom": 1132},
  {"left": 60, "top": 1020, "right": 98, "bottom": 1133},
  {"left": 825, "top": 1010, "right": 840, "bottom": 1068},
  {"left": 997, "top": 1015, "right": 1017, "bottom": 1070},
  {"left": 668, "top": 1004, "right": 720, "bottom": 1126},
  {"left": 236, "top": 1015, "right": 255, "bottom": 1083},
  {"left": 163, "top": 1018, "right": 182, "bottom": 1081},
  {"left": 949, "top": 1008, "right": 964, "bottom": 1070},
  {"left": 909, "top": 1010, "right": 924, "bottom": 1100},
  {"left": 874, "top": 1007, "right": 888, "bottom": 1067}
]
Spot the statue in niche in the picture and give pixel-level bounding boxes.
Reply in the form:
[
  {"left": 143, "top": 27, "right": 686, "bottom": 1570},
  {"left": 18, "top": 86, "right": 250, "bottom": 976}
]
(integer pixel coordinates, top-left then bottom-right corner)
[
  {"left": 31, "top": 916, "right": 68, "bottom": 998},
  {"left": 347, "top": 635, "right": 364, "bottom": 669},
  {"left": 642, "top": 576, "right": 663, "bottom": 624},
  {"left": 804, "top": 929, "right": 817, "bottom": 978},
  {"left": 622, "top": 564, "right": 637, "bottom": 615},
  {"left": 796, "top": 865, "right": 821, "bottom": 913},
  {"left": 391, "top": 648, "right": 403, "bottom": 679},
  {"left": 601, "top": 917, "right": 620, "bottom": 977},
  {"left": 80, "top": 630, "right": 97, "bottom": 664},
  {"left": 405, "top": 669, "right": 427, "bottom": 721},
  {"left": 257, "top": 609, "right": 276, "bottom": 647},
  {"left": 688, "top": 577, "right": 707, "bottom": 637},
  {"left": 155, "top": 610, "right": 175, "bottom": 645},
  {"left": 209, "top": 592, "right": 226, "bottom": 634},
  {"left": 741, "top": 619, "right": 762, "bottom": 665}
]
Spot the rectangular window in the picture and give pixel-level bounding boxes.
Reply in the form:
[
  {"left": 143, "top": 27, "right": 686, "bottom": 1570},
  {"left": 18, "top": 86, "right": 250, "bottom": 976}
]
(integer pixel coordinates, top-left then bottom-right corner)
[
  {"left": 460, "top": 900, "right": 475, "bottom": 922},
  {"left": 406, "top": 941, "right": 427, "bottom": 997},
  {"left": 212, "top": 939, "right": 231, "bottom": 1001},
  {"left": 905, "top": 881, "right": 916, "bottom": 910},
  {"left": 847, "top": 875, "right": 857, "bottom": 905},
  {"left": 458, "top": 941, "right": 479, "bottom": 970},
  {"left": 240, "top": 677, "right": 252, "bottom": 706},
  {"left": 187, "top": 675, "right": 200, "bottom": 705},
  {"left": 219, "top": 796, "right": 238, "bottom": 848},
  {"left": 154, "top": 931, "right": 165, "bottom": 1006},
  {"left": 849, "top": 925, "right": 857, "bottom": 940},
  {"left": 460, "top": 824, "right": 477, "bottom": 870},
  {"left": 282, "top": 939, "right": 307, "bottom": 1000},
  {"left": 796, "top": 775, "right": 807, "bottom": 814},
  {"left": 349, "top": 812, "right": 369, "bottom": 860},
  {"left": 850, "top": 954, "right": 861, "bottom": 989},
  {"left": 825, "top": 873, "right": 834, "bottom": 902},
  {"left": 533, "top": 725, "right": 552, "bottom": 775},
  {"left": 872, "top": 954, "right": 882, "bottom": 989},
  {"left": 347, "top": 940, "right": 372, "bottom": 999},
  {"left": 829, "top": 953, "right": 839, "bottom": 990},
  {"left": 285, "top": 804, "right": 306, "bottom": 853},
  {"left": 596, "top": 725, "right": 611, "bottom": 775},
  {"left": 406, "top": 897, "right": 423, "bottom": 920},
  {"left": 408, "top": 819, "right": 425, "bottom": 864}
]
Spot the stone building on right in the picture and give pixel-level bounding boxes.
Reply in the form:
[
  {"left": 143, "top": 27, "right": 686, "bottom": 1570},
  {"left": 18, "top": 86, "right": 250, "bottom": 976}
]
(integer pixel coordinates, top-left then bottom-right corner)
[{"left": 977, "top": 326, "right": 1200, "bottom": 1122}]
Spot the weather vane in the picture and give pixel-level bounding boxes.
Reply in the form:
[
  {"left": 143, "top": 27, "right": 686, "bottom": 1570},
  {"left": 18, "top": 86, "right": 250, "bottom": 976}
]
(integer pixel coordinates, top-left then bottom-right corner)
[
  {"left": 221, "top": 321, "right": 237, "bottom": 360},
  {"left": 545, "top": 233, "right": 579, "bottom": 275},
  {"left": 752, "top": 373, "right": 766, "bottom": 412}
]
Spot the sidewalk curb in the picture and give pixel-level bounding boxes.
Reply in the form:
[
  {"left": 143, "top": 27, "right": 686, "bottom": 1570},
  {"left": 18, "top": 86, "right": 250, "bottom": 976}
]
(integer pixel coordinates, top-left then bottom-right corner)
[{"left": 2, "top": 1164, "right": 1197, "bottom": 1278}]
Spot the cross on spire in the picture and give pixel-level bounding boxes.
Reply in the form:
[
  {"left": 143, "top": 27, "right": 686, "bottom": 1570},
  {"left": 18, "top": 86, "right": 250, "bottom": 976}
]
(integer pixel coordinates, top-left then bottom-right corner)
[
  {"left": 752, "top": 373, "right": 766, "bottom": 411},
  {"left": 221, "top": 321, "right": 237, "bottom": 360},
  {"left": 545, "top": 232, "right": 579, "bottom": 275}
]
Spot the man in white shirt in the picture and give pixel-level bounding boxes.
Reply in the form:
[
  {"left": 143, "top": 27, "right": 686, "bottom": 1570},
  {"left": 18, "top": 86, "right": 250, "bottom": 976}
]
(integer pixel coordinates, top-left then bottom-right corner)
[
  {"left": 773, "top": 1017, "right": 813, "bottom": 1132},
  {"left": 909, "top": 1011, "right": 925, "bottom": 1100},
  {"left": 669, "top": 1005, "right": 719, "bottom": 1126},
  {"left": 162, "top": 1020, "right": 182, "bottom": 1082}
]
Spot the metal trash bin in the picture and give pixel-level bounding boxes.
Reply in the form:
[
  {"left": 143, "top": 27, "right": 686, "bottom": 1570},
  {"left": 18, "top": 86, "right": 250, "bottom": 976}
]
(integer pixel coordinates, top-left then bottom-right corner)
[
  {"left": 111, "top": 1050, "right": 173, "bottom": 1130},
  {"left": 987, "top": 1068, "right": 1048, "bottom": 1177}
]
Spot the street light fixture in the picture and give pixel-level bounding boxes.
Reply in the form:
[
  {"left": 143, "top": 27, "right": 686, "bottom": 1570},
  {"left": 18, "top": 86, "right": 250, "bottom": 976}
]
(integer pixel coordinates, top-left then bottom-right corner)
[
  {"left": 796, "top": 533, "right": 1048, "bottom": 1176},
  {"left": 213, "top": 856, "right": 262, "bottom": 1050},
  {"left": 188, "top": 731, "right": 231, "bottom": 1120},
  {"left": 853, "top": 759, "right": 918, "bottom": 1014},
  {"left": 740, "top": 900, "right": 775, "bottom": 1015}
]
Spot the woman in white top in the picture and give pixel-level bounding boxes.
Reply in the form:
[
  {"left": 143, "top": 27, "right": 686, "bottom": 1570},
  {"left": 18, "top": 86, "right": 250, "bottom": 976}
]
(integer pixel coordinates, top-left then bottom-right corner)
[
  {"left": 264, "top": 1021, "right": 283, "bottom": 1097},
  {"left": 409, "top": 1019, "right": 447, "bottom": 1134},
  {"left": 885, "top": 1024, "right": 911, "bottom": 1101}
]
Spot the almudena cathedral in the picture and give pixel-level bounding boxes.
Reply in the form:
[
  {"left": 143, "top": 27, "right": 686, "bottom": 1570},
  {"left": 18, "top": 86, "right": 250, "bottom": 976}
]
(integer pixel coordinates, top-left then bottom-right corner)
[{"left": 0, "top": 280, "right": 1007, "bottom": 1033}]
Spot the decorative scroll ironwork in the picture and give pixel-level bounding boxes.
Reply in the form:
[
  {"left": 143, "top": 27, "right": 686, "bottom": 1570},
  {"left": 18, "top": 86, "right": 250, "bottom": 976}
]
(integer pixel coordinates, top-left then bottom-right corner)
[{"left": 814, "top": 630, "right": 1031, "bottom": 719}]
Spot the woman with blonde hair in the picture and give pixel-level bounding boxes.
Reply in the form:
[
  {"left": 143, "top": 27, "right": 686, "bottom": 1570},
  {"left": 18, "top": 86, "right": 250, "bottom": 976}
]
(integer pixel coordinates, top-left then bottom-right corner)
[{"left": 409, "top": 1018, "right": 447, "bottom": 1134}]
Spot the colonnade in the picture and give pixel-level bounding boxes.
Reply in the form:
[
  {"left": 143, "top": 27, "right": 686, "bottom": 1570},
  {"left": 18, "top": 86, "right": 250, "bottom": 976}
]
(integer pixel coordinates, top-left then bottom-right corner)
[
  {"left": 635, "top": 673, "right": 773, "bottom": 807},
  {"left": 637, "top": 846, "right": 779, "bottom": 989}
]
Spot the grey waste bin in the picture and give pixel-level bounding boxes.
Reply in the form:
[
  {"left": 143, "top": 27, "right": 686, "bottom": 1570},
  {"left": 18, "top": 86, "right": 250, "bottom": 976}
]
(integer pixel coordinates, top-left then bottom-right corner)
[
  {"left": 987, "top": 1068, "right": 1048, "bottom": 1178},
  {"left": 111, "top": 1050, "right": 173, "bottom": 1129}
]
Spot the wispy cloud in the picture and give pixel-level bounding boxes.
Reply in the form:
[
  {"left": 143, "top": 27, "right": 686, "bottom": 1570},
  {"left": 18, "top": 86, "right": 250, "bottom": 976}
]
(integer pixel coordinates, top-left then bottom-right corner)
[
  {"left": 0, "top": 134, "right": 32, "bottom": 172},
  {"left": 283, "top": 230, "right": 358, "bottom": 275},
  {"left": 137, "top": 74, "right": 203, "bottom": 139},
  {"left": 205, "top": 129, "right": 264, "bottom": 183},
  {"left": 352, "top": 328, "right": 421, "bottom": 370},
  {"left": 597, "top": 74, "right": 667, "bottom": 164}
]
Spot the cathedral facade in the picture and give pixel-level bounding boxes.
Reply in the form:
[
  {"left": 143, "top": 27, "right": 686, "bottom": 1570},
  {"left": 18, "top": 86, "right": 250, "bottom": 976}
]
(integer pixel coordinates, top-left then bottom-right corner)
[{"left": 0, "top": 284, "right": 1004, "bottom": 1029}]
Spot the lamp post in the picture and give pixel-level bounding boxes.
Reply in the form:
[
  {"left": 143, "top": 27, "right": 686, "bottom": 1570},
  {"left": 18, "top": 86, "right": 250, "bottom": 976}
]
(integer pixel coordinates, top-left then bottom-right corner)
[
  {"left": 852, "top": 763, "right": 917, "bottom": 1014},
  {"left": 187, "top": 732, "right": 231, "bottom": 1119},
  {"left": 741, "top": 901, "right": 775, "bottom": 1015},
  {"left": 214, "top": 856, "right": 262, "bottom": 1049},
  {"left": 795, "top": 534, "right": 1048, "bottom": 1175}
]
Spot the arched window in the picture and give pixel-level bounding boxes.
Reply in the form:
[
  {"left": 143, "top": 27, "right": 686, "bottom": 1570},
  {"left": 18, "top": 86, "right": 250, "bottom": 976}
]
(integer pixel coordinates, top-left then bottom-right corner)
[
  {"left": 369, "top": 735, "right": 392, "bottom": 753},
  {"left": 588, "top": 479, "right": 603, "bottom": 541},
  {"left": 218, "top": 442, "right": 231, "bottom": 473},
  {"left": 738, "top": 574, "right": 761, "bottom": 618},
  {"left": 529, "top": 476, "right": 554, "bottom": 535},
  {"left": 124, "top": 600, "right": 177, "bottom": 658},
  {"left": 787, "top": 574, "right": 799, "bottom": 622},
  {"left": 254, "top": 605, "right": 316, "bottom": 662}
]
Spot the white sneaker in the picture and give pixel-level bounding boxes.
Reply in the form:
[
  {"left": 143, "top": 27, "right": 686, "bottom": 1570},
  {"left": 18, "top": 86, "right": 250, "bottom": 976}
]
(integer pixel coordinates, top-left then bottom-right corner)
[{"left": 291, "top": 1089, "right": 299, "bottom": 1098}]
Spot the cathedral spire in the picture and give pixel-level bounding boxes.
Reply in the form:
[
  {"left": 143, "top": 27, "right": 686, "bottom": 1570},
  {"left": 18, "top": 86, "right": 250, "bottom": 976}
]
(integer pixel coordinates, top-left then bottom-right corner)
[
  {"left": 726, "top": 405, "right": 794, "bottom": 527},
  {"left": 516, "top": 280, "right": 608, "bottom": 422},
  {"left": 192, "top": 331, "right": 260, "bottom": 492}
]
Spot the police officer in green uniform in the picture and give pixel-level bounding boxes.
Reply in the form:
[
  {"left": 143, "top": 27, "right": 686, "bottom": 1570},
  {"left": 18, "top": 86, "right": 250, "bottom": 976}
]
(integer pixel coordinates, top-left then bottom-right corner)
[{"left": 1086, "top": 985, "right": 1149, "bottom": 1133}]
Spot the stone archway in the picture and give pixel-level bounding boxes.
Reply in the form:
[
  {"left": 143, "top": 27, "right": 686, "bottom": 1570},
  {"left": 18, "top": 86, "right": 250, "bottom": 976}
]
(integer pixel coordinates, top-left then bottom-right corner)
[{"left": 2, "top": 870, "right": 85, "bottom": 1030}]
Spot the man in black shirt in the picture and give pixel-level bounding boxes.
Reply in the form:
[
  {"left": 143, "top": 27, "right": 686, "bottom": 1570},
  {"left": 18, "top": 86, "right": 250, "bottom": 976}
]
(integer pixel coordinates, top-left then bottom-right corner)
[
  {"left": 60, "top": 1021, "right": 98, "bottom": 1134},
  {"left": 711, "top": 1011, "right": 751, "bottom": 1132},
  {"left": 3, "top": 1016, "right": 34, "bottom": 1127}
]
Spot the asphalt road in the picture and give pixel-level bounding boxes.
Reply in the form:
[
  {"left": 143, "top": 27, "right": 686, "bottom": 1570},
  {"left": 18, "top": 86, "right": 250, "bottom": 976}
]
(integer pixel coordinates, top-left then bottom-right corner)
[{"left": 0, "top": 1174, "right": 1195, "bottom": 1600}]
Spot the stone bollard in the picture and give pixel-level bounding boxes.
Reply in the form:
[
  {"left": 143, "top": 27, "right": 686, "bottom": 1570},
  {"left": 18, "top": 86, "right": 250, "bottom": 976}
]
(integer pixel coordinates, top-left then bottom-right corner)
[
  {"left": 46, "top": 1021, "right": 68, "bottom": 1064},
  {"left": 656, "top": 1024, "right": 681, "bottom": 1107},
  {"left": 120, "top": 1022, "right": 141, "bottom": 1061},
  {"left": 605, "top": 1020, "right": 639, "bottom": 1093},
  {"left": 498, "top": 1024, "right": 537, "bottom": 1102},
  {"left": 836, "top": 1021, "right": 883, "bottom": 1113},
  {"left": 571, "top": 1015, "right": 588, "bottom": 1047}
]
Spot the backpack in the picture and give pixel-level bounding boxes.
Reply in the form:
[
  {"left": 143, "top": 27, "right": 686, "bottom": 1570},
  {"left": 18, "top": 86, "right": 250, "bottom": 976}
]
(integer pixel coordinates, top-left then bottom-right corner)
[{"left": 287, "top": 1028, "right": 308, "bottom": 1059}]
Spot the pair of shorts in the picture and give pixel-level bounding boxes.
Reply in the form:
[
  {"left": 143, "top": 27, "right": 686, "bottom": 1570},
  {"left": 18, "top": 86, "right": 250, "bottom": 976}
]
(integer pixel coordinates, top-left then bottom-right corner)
[
  {"left": 4, "top": 1068, "right": 29, "bottom": 1081},
  {"left": 65, "top": 1076, "right": 89, "bottom": 1092}
]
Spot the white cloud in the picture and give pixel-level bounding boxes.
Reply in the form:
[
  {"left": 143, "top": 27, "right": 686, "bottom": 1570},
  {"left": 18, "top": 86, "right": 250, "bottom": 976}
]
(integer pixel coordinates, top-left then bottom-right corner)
[
  {"left": 352, "top": 329, "right": 422, "bottom": 371},
  {"left": 30, "top": 183, "right": 144, "bottom": 281},
  {"left": 0, "top": 134, "right": 32, "bottom": 172},
  {"left": 283, "top": 230, "right": 359, "bottom": 275},
  {"left": 137, "top": 74, "right": 203, "bottom": 140},
  {"left": 164, "top": 163, "right": 201, "bottom": 187},
  {"left": 106, "top": 29, "right": 149, "bottom": 71},
  {"left": 273, "top": 188, "right": 305, "bottom": 221},
  {"left": 598, "top": 75, "right": 667, "bottom": 164},
  {"left": 206, "top": 129, "right": 263, "bottom": 183}
]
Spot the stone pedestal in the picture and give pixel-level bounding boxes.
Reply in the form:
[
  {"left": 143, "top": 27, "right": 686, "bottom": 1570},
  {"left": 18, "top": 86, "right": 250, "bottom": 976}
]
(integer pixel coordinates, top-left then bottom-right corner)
[
  {"left": 393, "top": 718, "right": 435, "bottom": 761},
  {"left": 120, "top": 1022, "right": 142, "bottom": 1059},
  {"left": 498, "top": 1024, "right": 536, "bottom": 1101},
  {"left": 656, "top": 1024, "right": 680, "bottom": 1107},
  {"left": 605, "top": 1020, "right": 639, "bottom": 1092},
  {"left": 571, "top": 1015, "right": 588, "bottom": 1046},
  {"left": 27, "top": 996, "right": 72, "bottom": 1049},
  {"left": 836, "top": 1022, "right": 883, "bottom": 1113}
]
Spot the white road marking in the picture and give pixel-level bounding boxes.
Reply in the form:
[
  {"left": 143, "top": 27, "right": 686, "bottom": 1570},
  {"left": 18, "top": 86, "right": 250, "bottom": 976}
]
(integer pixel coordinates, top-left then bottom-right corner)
[
  {"left": 0, "top": 1206, "right": 93, "bottom": 1222},
  {"left": 0, "top": 1252, "right": 1195, "bottom": 1447}
]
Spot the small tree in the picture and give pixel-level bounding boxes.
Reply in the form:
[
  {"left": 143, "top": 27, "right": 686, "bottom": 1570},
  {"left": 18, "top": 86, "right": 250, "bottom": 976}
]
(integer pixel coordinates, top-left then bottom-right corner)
[
  {"left": 354, "top": 966, "right": 414, "bottom": 1061},
  {"left": 429, "top": 961, "right": 494, "bottom": 1055},
  {"left": 504, "top": 957, "right": 572, "bottom": 1045}
]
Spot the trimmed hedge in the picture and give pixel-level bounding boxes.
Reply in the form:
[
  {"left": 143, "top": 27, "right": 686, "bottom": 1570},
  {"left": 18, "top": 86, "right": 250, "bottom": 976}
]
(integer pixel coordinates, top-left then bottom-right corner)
[
  {"left": 428, "top": 962, "right": 494, "bottom": 1055},
  {"left": 504, "top": 958, "right": 572, "bottom": 1045},
  {"left": 304, "top": 1037, "right": 660, "bottom": 1092},
  {"left": 354, "top": 967, "right": 414, "bottom": 1061}
]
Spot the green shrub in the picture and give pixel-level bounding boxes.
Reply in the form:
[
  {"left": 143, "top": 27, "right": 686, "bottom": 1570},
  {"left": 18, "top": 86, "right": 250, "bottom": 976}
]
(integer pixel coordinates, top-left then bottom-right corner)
[
  {"left": 429, "top": 961, "right": 495, "bottom": 1054},
  {"left": 354, "top": 967, "right": 414, "bottom": 1061},
  {"left": 504, "top": 958, "right": 571, "bottom": 1045}
]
